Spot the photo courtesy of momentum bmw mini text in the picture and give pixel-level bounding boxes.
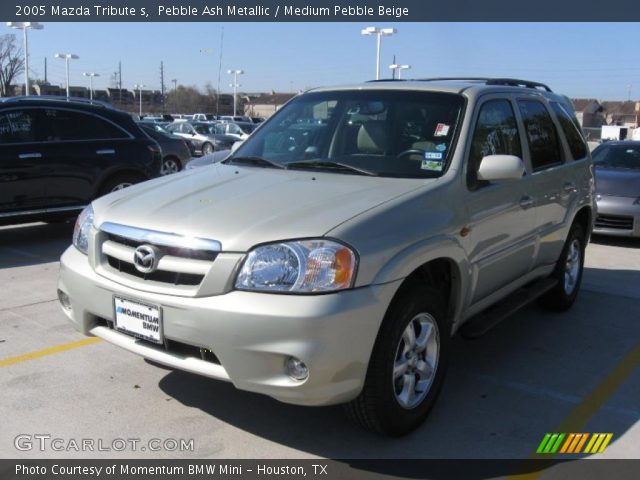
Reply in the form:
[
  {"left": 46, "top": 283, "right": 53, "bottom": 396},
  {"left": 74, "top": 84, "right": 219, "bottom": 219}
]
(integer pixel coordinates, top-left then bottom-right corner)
[{"left": 0, "top": 0, "right": 639, "bottom": 479}]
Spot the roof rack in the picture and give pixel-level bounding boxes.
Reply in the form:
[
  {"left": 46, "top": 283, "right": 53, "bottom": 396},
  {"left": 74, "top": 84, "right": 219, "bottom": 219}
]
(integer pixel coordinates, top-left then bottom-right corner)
[
  {"left": 415, "top": 77, "right": 553, "bottom": 92},
  {"left": 0, "top": 95, "right": 115, "bottom": 108},
  {"left": 366, "top": 79, "right": 407, "bottom": 82}
]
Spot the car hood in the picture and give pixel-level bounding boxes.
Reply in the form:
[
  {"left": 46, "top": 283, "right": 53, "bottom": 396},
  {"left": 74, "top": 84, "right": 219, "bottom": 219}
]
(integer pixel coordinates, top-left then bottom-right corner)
[
  {"left": 93, "top": 163, "right": 425, "bottom": 251},
  {"left": 595, "top": 167, "right": 640, "bottom": 198}
]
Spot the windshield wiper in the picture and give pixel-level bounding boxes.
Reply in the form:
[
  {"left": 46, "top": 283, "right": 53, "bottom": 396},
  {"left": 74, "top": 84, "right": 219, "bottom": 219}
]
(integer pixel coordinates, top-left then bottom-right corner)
[
  {"left": 225, "top": 156, "right": 286, "bottom": 169},
  {"left": 286, "top": 160, "right": 378, "bottom": 176}
]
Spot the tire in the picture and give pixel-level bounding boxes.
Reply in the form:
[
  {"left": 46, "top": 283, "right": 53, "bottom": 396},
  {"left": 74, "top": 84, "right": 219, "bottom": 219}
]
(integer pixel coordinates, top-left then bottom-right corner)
[
  {"left": 538, "top": 223, "right": 586, "bottom": 311},
  {"left": 345, "top": 285, "right": 449, "bottom": 436},
  {"left": 160, "top": 156, "right": 181, "bottom": 175},
  {"left": 201, "top": 142, "right": 214, "bottom": 155},
  {"left": 98, "top": 174, "right": 144, "bottom": 197}
]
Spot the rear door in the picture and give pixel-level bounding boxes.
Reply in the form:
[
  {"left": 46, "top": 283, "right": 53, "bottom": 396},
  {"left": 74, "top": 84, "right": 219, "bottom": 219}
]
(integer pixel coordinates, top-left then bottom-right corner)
[
  {"left": 38, "top": 107, "right": 133, "bottom": 207},
  {"left": 463, "top": 96, "right": 537, "bottom": 305},
  {"left": 0, "top": 108, "right": 47, "bottom": 213},
  {"left": 516, "top": 98, "right": 586, "bottom": 267}
]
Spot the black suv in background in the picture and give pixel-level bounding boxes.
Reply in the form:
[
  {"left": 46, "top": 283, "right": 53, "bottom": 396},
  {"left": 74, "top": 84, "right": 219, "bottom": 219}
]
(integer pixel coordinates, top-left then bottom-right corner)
[{"left": 0, "top": 97, "right": 162, "bottom": 225}]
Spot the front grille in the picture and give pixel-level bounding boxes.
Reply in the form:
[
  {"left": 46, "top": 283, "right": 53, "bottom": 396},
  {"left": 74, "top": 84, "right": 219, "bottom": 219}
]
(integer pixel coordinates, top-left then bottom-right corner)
[
  {"left": 106, "top": 233, "right": 217, "bottom": 261},
  {"left": 106, "top": 256, "right": 203, "bottom": 285},
  {"left": 98, "top": 224, "right": 220, "bottom": 289},
  {"left": 595, "top": 214, "right": 634, "bottom": 230}
]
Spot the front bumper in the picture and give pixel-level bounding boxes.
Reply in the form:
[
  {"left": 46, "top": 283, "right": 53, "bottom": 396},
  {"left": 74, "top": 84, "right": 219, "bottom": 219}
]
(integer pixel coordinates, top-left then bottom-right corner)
[
  {"left": 58, "top": 246, "right": 402, "bottom": 406},
  {"left": 594, "top": 195, "right": 640, "bottom": 238}
]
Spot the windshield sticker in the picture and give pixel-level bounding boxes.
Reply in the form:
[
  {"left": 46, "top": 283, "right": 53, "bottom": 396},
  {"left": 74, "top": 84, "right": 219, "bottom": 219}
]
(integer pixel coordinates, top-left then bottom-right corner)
[
  {"left": 425, "top": 151, "right": 443, "bottom": 160},
  {"left": 435, "top": 143, "right": 447, "bottom": 152},
  {"left": 421, "top": 159, "right": 443, "bottom": 171},
  {"left": 434, "top": 124, "right": 450, "bottom": 137}
]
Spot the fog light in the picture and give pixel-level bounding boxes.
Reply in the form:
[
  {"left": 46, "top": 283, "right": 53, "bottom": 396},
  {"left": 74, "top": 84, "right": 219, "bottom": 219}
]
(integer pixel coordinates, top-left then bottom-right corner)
[
  {"left": 286, "top": 357, "right": 309, "bottom": 381},
  {"left": 57, "top": 289, "right": 72, "bottom": 310}
]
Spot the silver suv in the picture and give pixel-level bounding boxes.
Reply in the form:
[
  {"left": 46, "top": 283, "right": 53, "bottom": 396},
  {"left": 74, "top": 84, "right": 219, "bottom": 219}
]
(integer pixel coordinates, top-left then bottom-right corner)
[{"left": 58, "top": 78, "right": 595, "bottom": 435}]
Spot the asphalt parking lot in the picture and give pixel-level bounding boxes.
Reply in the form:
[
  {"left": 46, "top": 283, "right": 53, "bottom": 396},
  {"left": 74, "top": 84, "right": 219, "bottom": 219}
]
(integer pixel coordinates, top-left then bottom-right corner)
[{"left": 1, "top": 222, "right": 638, "bottom": 460}]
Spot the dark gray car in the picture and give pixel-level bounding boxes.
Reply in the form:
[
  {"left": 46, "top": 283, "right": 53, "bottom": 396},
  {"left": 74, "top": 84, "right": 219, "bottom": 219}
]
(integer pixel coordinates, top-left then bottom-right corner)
[
  {"left": 138, "top": 123, "right": 192, "bottom": 175},
  {"left": 592, "top": 140, "right": 640, "bottom": 237}
]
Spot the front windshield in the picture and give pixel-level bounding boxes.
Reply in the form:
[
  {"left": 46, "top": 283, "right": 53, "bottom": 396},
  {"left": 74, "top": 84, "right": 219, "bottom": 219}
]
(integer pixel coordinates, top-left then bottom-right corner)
[
  {"left": 231, "top": 90, "right": 464, "bottom": 178},
  {"left": 593, "top": 144, "right": 640, "bottom": 170}
]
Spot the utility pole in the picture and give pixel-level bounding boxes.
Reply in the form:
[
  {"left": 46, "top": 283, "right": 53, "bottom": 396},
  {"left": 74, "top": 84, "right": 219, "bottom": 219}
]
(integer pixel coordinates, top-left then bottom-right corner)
[
  {"left": 217, "top": 26, "right": 224, "bottom": 115},
  {"left": 44, "top": 57, "right": 47, "bottom": 83},
  {"left": 160, "top": 61, "right": 165, "bottom": 113},
  {"left": 118, "top": 61, "right": 122, "bottom": 103}
]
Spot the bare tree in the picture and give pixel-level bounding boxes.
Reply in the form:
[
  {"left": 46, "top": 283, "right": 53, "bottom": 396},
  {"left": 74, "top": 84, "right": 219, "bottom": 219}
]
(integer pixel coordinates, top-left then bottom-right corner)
[{"left": 0, "top": 34, "right": 24, "bottom": 97}]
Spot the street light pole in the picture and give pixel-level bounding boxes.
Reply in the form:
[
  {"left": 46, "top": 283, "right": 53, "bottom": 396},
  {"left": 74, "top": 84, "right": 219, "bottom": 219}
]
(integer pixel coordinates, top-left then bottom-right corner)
[
  {"left": 227, "top": 69, "right": 244, "bottom": 117},
  {"left": 6, "top": 22, "right": 43, "bottom": 96},
  {"left": 134, "top": 84, "right": 145, "bottom": 117},
  {"left": 389, "top": 63, "right": 411, "bottom": 79},
  {"left": 361, "top": 27, "right": 396, "bottom": 80},
  {"left": 55, "top": 53, "right": 79, "bottom": 97},
  {"left": 83, "top": 72, "right": 99, "bottom": 101}
]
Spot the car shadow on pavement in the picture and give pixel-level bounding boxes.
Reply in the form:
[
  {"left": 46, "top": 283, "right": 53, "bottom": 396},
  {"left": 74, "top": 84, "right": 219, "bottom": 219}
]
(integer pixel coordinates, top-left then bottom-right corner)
[
  {"left": 0, "top": 222, "right": 74, "bottom": 269},
  {"left": 591, "top": 234, "right": 640, "bottom": 249},
  {"left": 157, "top": 268, "right": 640, "bottom": 473}
]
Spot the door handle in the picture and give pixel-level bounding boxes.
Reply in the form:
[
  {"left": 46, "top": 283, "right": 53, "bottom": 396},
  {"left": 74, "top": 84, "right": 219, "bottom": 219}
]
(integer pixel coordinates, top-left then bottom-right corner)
[
  {"left": 18, "top": 153, "right": 42, "bottom": 159},
  {"left": 519, "top": 195, "right": 534, "bottom": 209},
  {"left": 563, "top": 182, "right": 576, "bottom": 193},
  {"left": 96, "top": 149, "right": 116, "bottom": 155}
]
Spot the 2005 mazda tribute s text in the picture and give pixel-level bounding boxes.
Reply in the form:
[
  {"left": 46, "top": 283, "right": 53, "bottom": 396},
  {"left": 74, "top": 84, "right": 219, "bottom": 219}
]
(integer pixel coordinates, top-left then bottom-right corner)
[{"left": 59, "top": 78, "right": 595, "bottom": 435}]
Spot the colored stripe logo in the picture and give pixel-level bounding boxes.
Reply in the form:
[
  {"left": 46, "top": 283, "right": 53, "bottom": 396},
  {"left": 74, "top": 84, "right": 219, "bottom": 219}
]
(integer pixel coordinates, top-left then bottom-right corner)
[{"left": 536, "top": 433, "right": 613, "bottom": 454}]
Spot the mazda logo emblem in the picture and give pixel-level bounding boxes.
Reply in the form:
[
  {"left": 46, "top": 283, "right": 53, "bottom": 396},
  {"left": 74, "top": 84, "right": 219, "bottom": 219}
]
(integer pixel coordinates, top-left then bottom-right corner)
[{"left": 133, "top": 245, "right": 158, "bottom": 273}]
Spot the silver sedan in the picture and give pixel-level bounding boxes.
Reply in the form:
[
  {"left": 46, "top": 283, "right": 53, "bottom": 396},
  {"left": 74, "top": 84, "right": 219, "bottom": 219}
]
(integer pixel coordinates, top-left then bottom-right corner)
[{"left": 592, "top": 141, "right": 640, "bottom": 237}]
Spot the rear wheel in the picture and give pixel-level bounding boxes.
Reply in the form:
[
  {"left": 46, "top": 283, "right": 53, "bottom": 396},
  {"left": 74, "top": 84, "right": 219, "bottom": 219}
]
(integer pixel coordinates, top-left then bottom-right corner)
[
  {"left": 539, "top": 223, "right": 585, "bottom": 311},
  {"left": 345, "top": 286, "right": 449, "bottom": 436},
  {"left": 99, "top": 174, "right": 144, "bottom": 197},
  {"left": 201, "top": 142, "right": 214, "bottom": 155},
  {"left": 160, "top": 156, "right": 181, "bottom": 175}
]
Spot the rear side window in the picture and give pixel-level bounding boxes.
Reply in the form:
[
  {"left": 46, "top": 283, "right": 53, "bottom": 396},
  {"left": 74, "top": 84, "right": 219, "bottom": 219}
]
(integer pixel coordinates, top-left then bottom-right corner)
[
  {"left": 517, "top": 100, "right": 563, "bottom": 171},
  {"left": 550, "top": 102, "right": 588, "bottom": 160},
  {"left": 41, "top": 109, "right": 128, "bottom": 141},
  {"left": 0, "top": 110, "right": 37, "bottom": 144},
  {"left": 468, "top": 99, "right": 522, "bottom": 188}
]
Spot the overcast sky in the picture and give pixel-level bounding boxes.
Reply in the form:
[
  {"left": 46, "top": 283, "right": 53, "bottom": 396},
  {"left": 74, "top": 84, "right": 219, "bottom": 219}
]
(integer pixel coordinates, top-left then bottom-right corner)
[{"left": 8, "top": 22, "right": 640, "bottom": 100}]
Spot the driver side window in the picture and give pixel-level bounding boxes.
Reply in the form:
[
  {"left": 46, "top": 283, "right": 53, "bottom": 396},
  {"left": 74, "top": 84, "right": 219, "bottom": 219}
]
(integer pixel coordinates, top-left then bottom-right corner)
[{"left": 468, "top": 99, "right": 522, "bottom": 189}]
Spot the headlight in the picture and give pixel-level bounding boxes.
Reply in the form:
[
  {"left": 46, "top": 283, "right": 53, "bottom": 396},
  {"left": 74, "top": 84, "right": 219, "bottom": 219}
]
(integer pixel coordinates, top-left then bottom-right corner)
[
  {"left": 72, "top": 205, "right": 94, "bottom": 255},
  {"left": 235, "top": 239, "right": 357, "bottom": 293}
]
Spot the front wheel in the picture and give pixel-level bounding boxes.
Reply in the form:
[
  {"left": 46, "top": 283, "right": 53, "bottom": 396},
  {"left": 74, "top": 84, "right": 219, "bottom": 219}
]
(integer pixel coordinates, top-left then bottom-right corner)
[
  {"left": 538, "top": 223, "right": 586, "bottom": 311},
  {"left": 345, "top": 286, "right": 449, "bottom": 436}
]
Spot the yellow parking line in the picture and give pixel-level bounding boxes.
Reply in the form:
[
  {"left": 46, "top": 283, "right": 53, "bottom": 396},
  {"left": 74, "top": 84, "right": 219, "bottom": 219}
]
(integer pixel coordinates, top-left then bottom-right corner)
[
  {"left": 0, "top": 337, "right": 101, "bottom": 367},
  {"left": 508, "top": 343, "right": 640, "bottom": 479}
]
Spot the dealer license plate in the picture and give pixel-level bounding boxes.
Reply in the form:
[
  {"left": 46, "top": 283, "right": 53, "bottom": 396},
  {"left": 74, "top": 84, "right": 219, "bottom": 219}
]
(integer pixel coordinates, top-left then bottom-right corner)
[{"left": 114, "top": 296, "right": 163, "bottom": 344}]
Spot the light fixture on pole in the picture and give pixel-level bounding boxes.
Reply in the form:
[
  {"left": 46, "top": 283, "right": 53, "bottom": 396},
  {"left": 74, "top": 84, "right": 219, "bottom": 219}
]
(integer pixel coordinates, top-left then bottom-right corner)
[
  {"left": 54, "top": 53, "right": 79, "bottom": 97},
  {"left": 6, "top": 22, "right": 43, "bottom": 96},
  {"left": 227, "top": 69, "right": 244, "bottom": 117},
  {"left": 361, "top": 26, "right": 396, "bottom": 80},
  {"left": 82, "top": 72, "right": 99, "bottom": 101},
  {"left": 134, "top": 84, "right": 145, "bottom": 117},
  {"left": 389, "top": 63, "right": 411, "bottom": 79}
]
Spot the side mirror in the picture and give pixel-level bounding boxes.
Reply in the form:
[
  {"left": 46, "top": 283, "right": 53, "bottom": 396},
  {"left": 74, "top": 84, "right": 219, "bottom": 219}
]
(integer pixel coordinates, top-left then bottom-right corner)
[
  {"left": 231, "top": 141, "right": 243, "bottom": 153},
  {"left": 477, "top": 155, "right": 525, "bottom": 181}
]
